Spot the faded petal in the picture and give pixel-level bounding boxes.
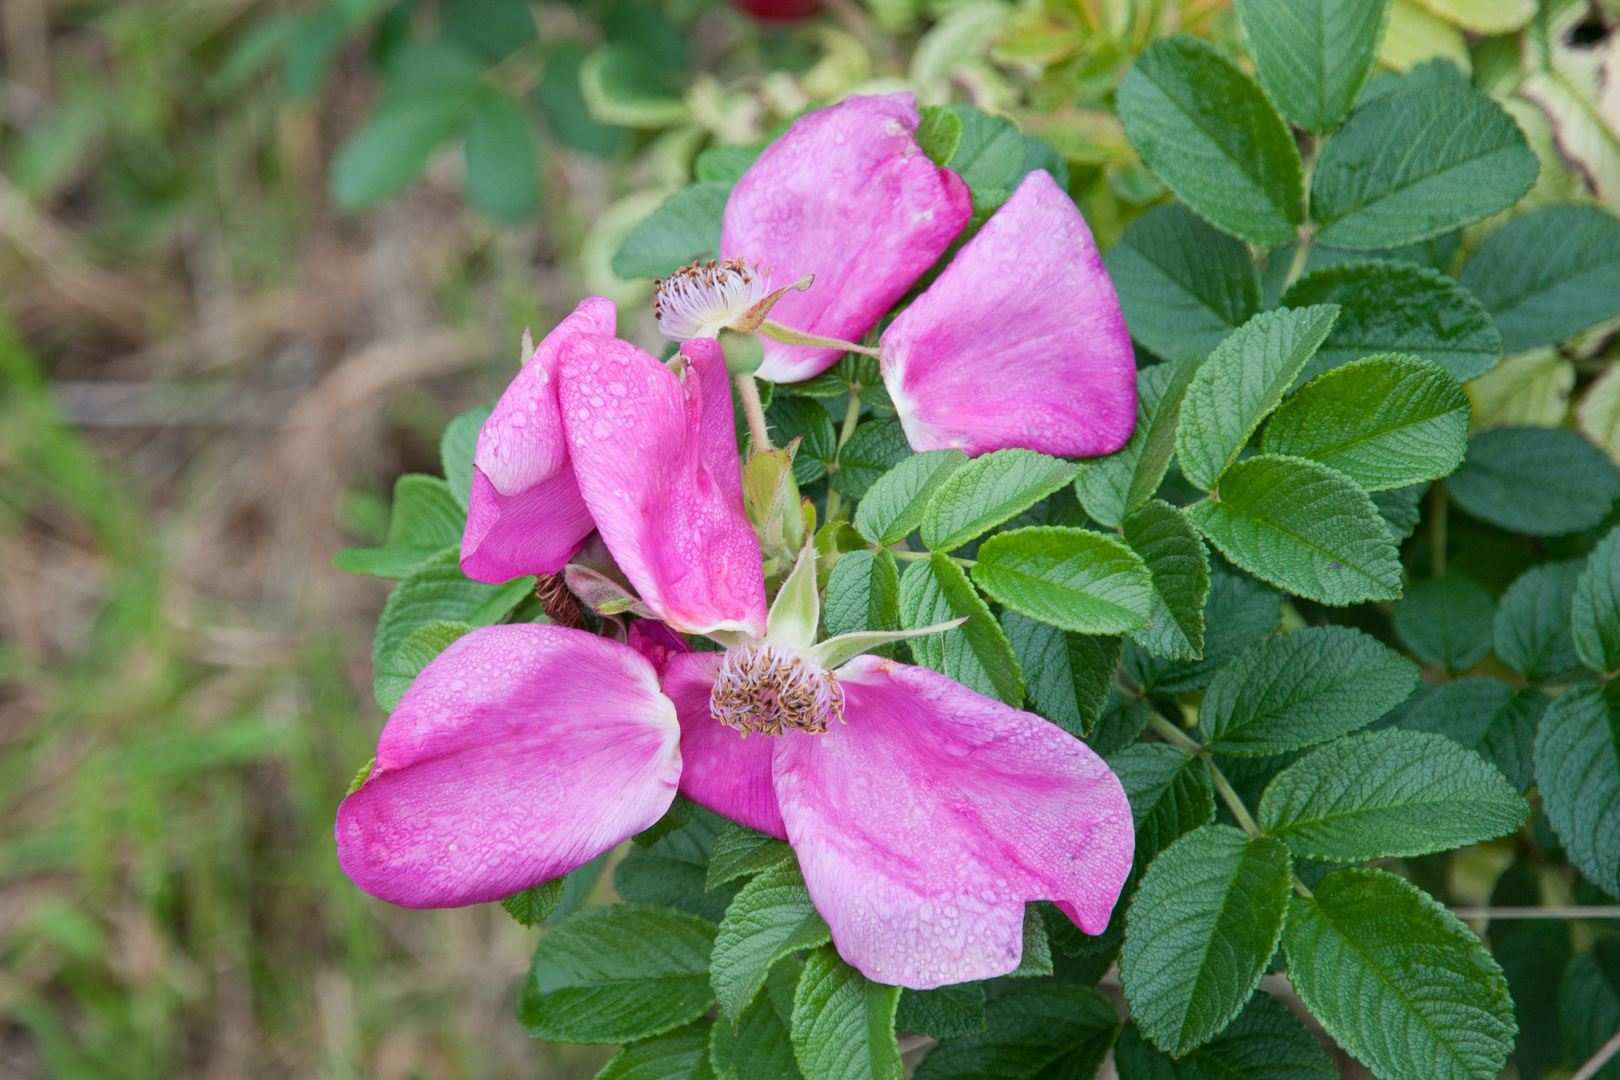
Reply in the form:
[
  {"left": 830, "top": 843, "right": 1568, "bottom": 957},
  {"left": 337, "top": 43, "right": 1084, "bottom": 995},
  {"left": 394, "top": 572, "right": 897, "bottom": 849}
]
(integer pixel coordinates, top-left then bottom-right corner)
[
  {"left": 662, "top": 650, "right": 788, "bottom": 839},
  {"left": 336, "top": 625, "right": 680, "bottom": 908},
  {"left": 880, "top": 170, "right": 1136, "bottom": 458},
  {"left": 772, "top": 656, "right": 1133, "bottom": 989},
  {"left": 462, "top": 298, "right": 617, "bottom": 581},
  {"left": 723, "top": 93, "right": 971, "bottom": 383},
  {"left": 559, "top": 336, "right": 767, "bottom": 638}
]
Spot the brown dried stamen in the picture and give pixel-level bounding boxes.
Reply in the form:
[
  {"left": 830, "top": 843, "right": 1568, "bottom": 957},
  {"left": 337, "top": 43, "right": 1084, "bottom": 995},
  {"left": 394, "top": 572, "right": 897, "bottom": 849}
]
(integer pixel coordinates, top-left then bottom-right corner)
[
  {"left": 536, "top": 573, "right": 584, "bottom": 629},
  {"left": 710, "top": 642, "right": 844, "bottom": 737}
]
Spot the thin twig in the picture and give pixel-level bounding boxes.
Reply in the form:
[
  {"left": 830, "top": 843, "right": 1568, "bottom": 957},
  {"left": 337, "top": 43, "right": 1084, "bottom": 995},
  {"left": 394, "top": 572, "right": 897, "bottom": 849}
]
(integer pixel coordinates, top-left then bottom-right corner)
[
  {"left": 1450, "top": 906, "right": 1620, "bottom": 920},
  {"left": 1573, "top": 1028, "right": 1620, "bottom": 1080},
  {"left": 1145, "top": 715, "right": 1263, "bottom": 837}
]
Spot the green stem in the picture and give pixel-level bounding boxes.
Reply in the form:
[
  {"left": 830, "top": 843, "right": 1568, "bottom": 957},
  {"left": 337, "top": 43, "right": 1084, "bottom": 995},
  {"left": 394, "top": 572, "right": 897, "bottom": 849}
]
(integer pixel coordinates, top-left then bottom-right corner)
[
  {"left": 1148, "top": 715, "right": 1263, "bottom": 838},
  {"left": 735, "top": 373, "right": 772, "bottom": 452},
  {"left": 889, "top": 549, "right": 975, "bottom": 568},
  {"left": 1280, "top": 134, "right": 1318, "bottom": 293},
  {"left": 823, "top": 386, "right": 866, "bottom": 523},
  {"left": 1430, "top": 479, "right": 1448, "bottom": 578}
]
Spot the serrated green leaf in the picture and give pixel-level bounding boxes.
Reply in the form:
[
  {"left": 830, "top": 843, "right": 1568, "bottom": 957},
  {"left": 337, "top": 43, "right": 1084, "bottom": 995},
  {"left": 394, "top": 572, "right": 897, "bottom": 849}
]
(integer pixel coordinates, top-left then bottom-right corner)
[
  {"left": 1176, "top": 306, "right": 1341, "bottom": 491},
  {"left": 939, "top": 104, "right": 1027, "bottom": 214},
  {"left": 710, "top": 973, "right": 800, "bottom": 1080},
  {"left": 633, "top": 795, "right": 696, "bottom": 849},
  {"left": 1560, "top": 949, "right": 1620, "bottom": 1080},
  {"left": 711, "top": 860, "right": 830, "bottom": 1020},
  {"left": 372, "top": 550, "right": 534, "bottom": 670},
  {"left": 373, "top": 619, "right": 471, "bottom": 711},
  {"left": 1457, "top": 203, "right": 1620, "bottom": 353},
  {"left": 1232, "top": 0, "right": 1391, "bottom": 132},
  {"left": 1113, "top": 991, "right": 1337, "bottom": 1080},
  {"left": 768, "top": 397, "right": 838, "bottom": 483},
  {"left": 1187, "top": 455, "right": 1403, "bottom": 605},
  {"left": 822, "top": 550, "right": 902, "bottom": 659},
  {"left": 617, "top": 808, "right": 740, "bottom": 924},
  {"left": 463, "top": 88, "right": 540, "bottom": 222},
  {"left": 791, "top": 946, "right": 902, "bottom": 1080},
  {"left": 334, "top": 473, "right": 465, "bottom": 578},
  {"left": 1003, "top": 613, "right": 1119, "bottom": 739},
  {"left": 1122, "top": 502, "right": 1209, "bottom": 661},
  {"left": 1122, "top": 563, "right": 1281, "bottom": 697},
  {"left": 972, "top": 527, "right": 1154, "bottom": 636},
  {"left": 1535, "top": 684, "right": 1620, "bottom": 895},
  {"left": 920, "top": 449, "right": 1081, "bottom": 553},
  {"left": 899, "top": 554, "right": 1023, "bottom": 706},
  {"left": 1110, "top": 744, "right": 1215, "bottom": 864},
  {"left": 1258, "top": 730, "right": 1527, "bottom": 860},
  {"left": 1199, "top": 625, "right": 1418, "bottom": 756},
  {"left": 501, "top": 875, "right": 566, "bottom": 928},
  {"left": 1011, "top": 904, "right": 1054, "bottom": 978},
  {"left": 519, "top": 904, "right": 718, "bottom": 1044},
  {"left": 330, "top": 96, "right": 474, "bottom": 212},
  {"left": 911, "top": 983, "right": 1119, "bottom": 1080},
  {"left": 598, "top": 1019, "right": 716, "bottom": 1080},
  {"left": 613, "top": 182, "right": 729, "bottom": 279},
  {"left": 916, "top": 105, "right": 964, "bottom": 168},
  {"left": 1493, "top": 560, "right": 1587, "bottom": 683},
  {"left": 1280, "top": 260, "right": 1501, "bottom": 385},
  {"left": 1120, "top": 824, "right": 1293, "bottom": 1055},
  {"left": 1574, "top": 524, "right": 1620, "bottom": 675},
  {"left": 1102, "top": 203, "right": 1262, "bottom": 362},
  {"left": 1264, "top": 354, "right": 1469, "bottom": 492},
  {"left": 1448, "top": 428, "right": 1620, "bottom": 536},
  {"left": 706, "top": 823, "right": 793, "bottom": 890},
  {"left": 1087, "top": 695, "right": 1158, "bottom": 760},
  {"left": 1394, "top": 678, "right": 1545, "bottom": 794},
  {"left": 830, "top": 418, "right": 912, "bottom": 500},
  {"left": 1116, "top": 36, "right": 1303, "bottom": 245},
  {"left": 1311, "top": 87, "right": 1538, "bottom": 250},
  {"left": 440, "top": 404, "right": 492, "bottom": 511},
  {"left": 1373, "top": 482, "right": 1428, "bottom": 542},
  {"left": 1392, "top": 574, "right": 1496, "bottom": 671},
  {"left": 1282, "top": 868, "right": 1517, "bottom": 1080},
  {"left": 854, "top": 450, "right": 969, "bottom": 547},
  {"left": 1076, "top": 359, "right": 1200, "bottom": 528},
  {"left": 693, "top": 143, "right": 762, "bottom": 185},
  {"left": 895, "top": 983, "right": 986, "bottom": 1040}
]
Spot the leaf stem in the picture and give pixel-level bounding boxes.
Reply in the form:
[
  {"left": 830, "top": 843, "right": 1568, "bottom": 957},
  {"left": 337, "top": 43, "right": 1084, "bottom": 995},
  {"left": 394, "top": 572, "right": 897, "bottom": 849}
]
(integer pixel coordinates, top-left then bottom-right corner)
[
  {"left": 1429, "top": 479, "right": 1448, "bottom": 578},
  {"left": 735, "top": 373, "right": 772, "bottom": 452},
  {"left": 1147, "top": 715, "right": 1263, "bottom": 838}
]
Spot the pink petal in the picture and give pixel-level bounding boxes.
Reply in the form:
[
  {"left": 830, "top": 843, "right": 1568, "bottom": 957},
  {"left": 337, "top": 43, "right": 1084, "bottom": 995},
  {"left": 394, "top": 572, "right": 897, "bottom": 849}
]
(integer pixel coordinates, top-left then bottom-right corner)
[
  {"left": 662, "top": 650, "right": 788, "bottom": 839},
  {"left": 772, "top": 655, "right": 1134, "bottom": 989},
  {"left": 627, "top": 618, "right": 692, "bottom": 675},
  {"left": 722, "top": 93, "right": 972, "bottom": 383},
  {"left": 879, "top": 170, "right": 1137, "bottom": 458},
  {"left": 336, "top": 624, "right": 681, "bottom": 908},
  {"left": 461, "top": 298, "right": 618, "bottom": 581},
  {"left": 558, "top": 335, "right": 767, "bottom": 639}
]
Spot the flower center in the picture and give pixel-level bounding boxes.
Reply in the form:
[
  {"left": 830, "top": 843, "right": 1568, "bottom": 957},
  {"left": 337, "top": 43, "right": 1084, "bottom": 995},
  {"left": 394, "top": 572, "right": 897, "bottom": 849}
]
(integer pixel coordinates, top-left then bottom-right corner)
[
  {"left": 654, "top": 258, "right": 770, "bottom": 341},
  {"left": 710, "top": 642, "right": 844, "bottom": 737}
]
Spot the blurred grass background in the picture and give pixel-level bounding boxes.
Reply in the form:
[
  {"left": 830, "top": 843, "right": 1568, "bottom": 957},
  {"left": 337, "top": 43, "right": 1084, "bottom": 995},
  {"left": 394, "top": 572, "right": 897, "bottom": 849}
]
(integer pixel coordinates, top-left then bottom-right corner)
[{"left": 1, "top": 0, "right": 1613, "bottom": 1076}]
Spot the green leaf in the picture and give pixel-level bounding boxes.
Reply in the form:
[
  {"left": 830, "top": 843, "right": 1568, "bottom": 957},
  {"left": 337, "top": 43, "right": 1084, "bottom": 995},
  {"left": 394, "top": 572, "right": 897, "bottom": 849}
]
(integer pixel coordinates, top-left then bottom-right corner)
[
  {"left": 1310, "top": 87, "right": 1539, "bottom": 250},
  {"left": 463, "top": 88, "right": 540, "bottom": 223},
  {"left": 1122, "top": 502, "right": 1209, "bottom": 661},
  {"left": 711, "top": 860, "right": 830, "bottom": 1020},
  {"left": 766, "top": 397, "right": 838, "bottom": 483},
  {"left": 1120, "top": 824, "right": 1293, "bottom": 1055},
  {"left": 501, "top": 876, "right": 567, "bottom": 928},
  {"left": 791, "top": 946, "right": 902, "bottom": 1080},
  {"left": 911, "top": 983, "right": 1119, "bottom": 1080},
  {"left": 1113, "top": 991, "right": 1337, "bottom": 1080},
  {"left": 1258, "top": 730, "right": 1528, "bottom": 860},
  {"left": 1116, "top": 35, "right": 1304, "bottom": 245},
  {"left": 1261, "top": 354, "right": 1469, "bottom": 492},
  {"left": 706, "top": 823, "right": 793, "bottom": 890},
  {"left": 331, "top": 96, "right": 474, "bottom": 212},
  {"left": 1494, "top": 559, "right": 1588, "bottom": 683},
  {"left": 1076, "top": 359, "right": 1200, "bottom": 528},
  {"left": 1187, "top": 455, "right": 1403, "bottom": 605},
  {"left": 1457, "top": 203, "right": 1620, "bottom": 353},
  {"left": 1535, "top": 684, "right": 1620, "bottom": 895},
  {"left": 372, "top": 550, "right": 534, "bottom": 670},
  {"left": 1122, "top": 563, "right": 1281, "bottom": 697},
  {"left": 1110, "top": 744, "right": 1215, "bottom": 864},
  {"left": 373, "top": 619, "right": 471, "bottom": 711},
  {"left": 1087, "top": 695, "right": 1158, "bottom": 760},
  {"left": 1199, "top": 625, "right": 1419, "bottom": 756},
  {"left": 1011, "top": 904, "right": 1054, "bottom": 978},
  {"left": 1392, "top": 574, "right": 1496, "bottom": 670},
  {"left": 1394, "top": 678, "right": 1545, "bottom": 795},
  {"left": 710, "top": 964, "right": 801, "bottom": 1080},
  {"left": 598, "top": 1020, "right": 716, "bottom": 1080},
  {"left": 895, "top": 983, "right": 986, "bottom": 1040},
  {"left": 613, "top": 182, "right": 729, "bottom": 279},
  {"left": 1282, "top": 260, "right": 1502, "bottom": 385},
  {"left": 1232, "top": 0, "right": 1391, "bottom": 132},
  {"left": 440, "top": 404, "right": 492, "bottom": 511},
  {"left": 535, "top": 42, "right": 628, "bottom": 160},
  {"left": 1282, "top": 868, "right": 1517, "bottom": 1080},
  {"left": 694, "top": 144, "right": 763, "bottom": 185},
  {"left": 939, "top": 104, "right": 1027, "bottom": 214},
  {"left": 899, "top": 555, "right": 1023, "bottom": 706},
  {"left": 1574, "top": 524, "right": 1620, "bottom": 675},
  {"left": 1102, "top": 203, "right": 1262, "bottom": 362},
  {"left": 854, "top": 450, "right": 969, "bottom": 547},
  {"left": 1176, "top": 305, "right": 1341, "bottom": 491},
  {"left": 519, "top": 903, "right": 718, "bottom": 1045},
  {"left": 634, "top": 795, "right": 697, "bottom": 849},
  {"left": 1003, "top": 612, "right": 1119, "bottom": 738},
  {"left": 830, "top": 418, "right": 912, "bottom": 500},
  {"left": 334, "top": 473, "right": 464, "bottom": 578},
  {"left": 1448, "top": 428, "right": 1620, "bottom": 536},
  {"left": 579, "top": 44, "right": 691, "bottom": 129},
  {"left": 920, "top": 449, "right": 1082, "bottom": 553},
  {"left": 617, "top": 808, "right": 741, "bottom": 924},
  {"left": 440, "top": 0, "right": 537, "bottom": 61},
  {"left": 822, "top": 550, "right": 902, "bottom": 659},
  {"left": 972, "top": 527, "right": 1155, "bottom": 636},
  {"left": 915, "top": 106, "right": 964, "bottom": 168},
  {"left": 1560, "top": 948, "right": 1620, "bottom": 1080}
]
